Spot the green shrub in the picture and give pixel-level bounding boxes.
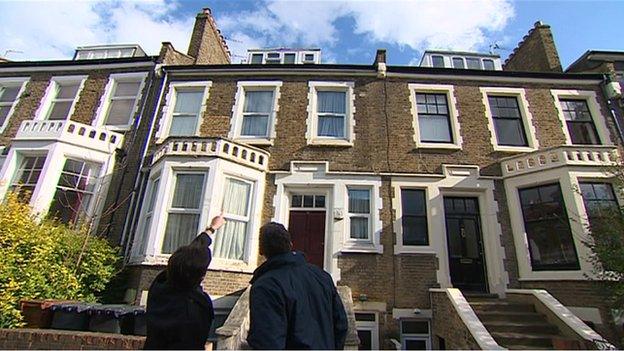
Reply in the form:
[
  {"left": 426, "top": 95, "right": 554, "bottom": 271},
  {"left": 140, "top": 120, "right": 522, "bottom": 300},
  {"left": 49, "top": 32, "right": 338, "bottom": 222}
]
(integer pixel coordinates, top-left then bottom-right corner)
[{"left": 0, "top": 193, "right": 120, "bottom": 328}]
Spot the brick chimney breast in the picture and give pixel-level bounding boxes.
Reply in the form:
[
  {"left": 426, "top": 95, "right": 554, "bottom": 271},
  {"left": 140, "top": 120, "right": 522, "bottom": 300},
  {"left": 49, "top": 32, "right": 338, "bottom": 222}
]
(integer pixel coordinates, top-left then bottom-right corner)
[{"left": 187, "top": 7, "right": 231, "bottom": 64}]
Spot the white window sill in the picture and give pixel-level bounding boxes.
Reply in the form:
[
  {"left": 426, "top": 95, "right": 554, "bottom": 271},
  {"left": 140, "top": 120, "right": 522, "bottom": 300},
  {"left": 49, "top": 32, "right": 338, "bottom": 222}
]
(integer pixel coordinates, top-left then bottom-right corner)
[
  {"left": 492, "top": 145, "right": 537, "bottom": 153},
  {"left": 233, "top": 137, "right": 274, "bottom": 146},
  {"left": 308, "top": 138, "right": 353, "bottom": 147},
  {"left": 342, "top": 243, "right": 383, "bottom": 254},
  {"left": 518, "top": 270, "right": 586, "bottom": 281},
  {"left": 102, "top": 124, "right": 132, "bottom": 132},
  {"left": 129, "top": 255, "right": 256, "bottom": 273},
  {"left": 414, "top": 142, "right": 461, "bottom": 150},
  {"left": 394, "top": 245, "right": 438, "bottom": 255}
]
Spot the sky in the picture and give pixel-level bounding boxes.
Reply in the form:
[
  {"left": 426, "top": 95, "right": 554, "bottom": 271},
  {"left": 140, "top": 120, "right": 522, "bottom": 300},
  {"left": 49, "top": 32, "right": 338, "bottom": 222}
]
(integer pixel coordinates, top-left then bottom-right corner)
[{"left": 1, "top": 0, "right": 622, "bottom": 69}]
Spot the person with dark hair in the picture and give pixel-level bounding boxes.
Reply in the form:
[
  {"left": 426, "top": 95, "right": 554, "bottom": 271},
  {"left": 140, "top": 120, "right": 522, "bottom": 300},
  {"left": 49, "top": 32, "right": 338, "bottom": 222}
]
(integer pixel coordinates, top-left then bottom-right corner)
[
  {"left": 247, "top": 222, "right": 348, "bottom": 350},
  {"left": 144, "top": 214, "right": 225, "bottom": 350}
]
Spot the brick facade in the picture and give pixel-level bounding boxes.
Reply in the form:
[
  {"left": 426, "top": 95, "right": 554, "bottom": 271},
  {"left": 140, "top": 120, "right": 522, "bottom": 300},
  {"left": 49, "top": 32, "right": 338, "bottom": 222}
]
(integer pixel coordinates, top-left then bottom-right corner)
[{"left": 0, "top": 328, "right": 145, "bottom": 350}]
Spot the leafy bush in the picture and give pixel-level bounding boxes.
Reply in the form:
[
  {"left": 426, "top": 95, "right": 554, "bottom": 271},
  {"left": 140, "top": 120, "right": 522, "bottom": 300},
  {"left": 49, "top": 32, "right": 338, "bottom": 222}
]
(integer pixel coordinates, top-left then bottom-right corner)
[{"left": 0, "top": 193, "right": 120, "bottom": 328}]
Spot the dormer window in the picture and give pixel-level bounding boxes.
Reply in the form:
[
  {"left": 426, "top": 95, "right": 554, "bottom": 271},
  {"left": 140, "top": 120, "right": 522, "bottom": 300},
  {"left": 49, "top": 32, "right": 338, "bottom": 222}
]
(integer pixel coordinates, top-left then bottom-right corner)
[
  {"left": 431, "top": 55, "right": 445, "bottom": 68},
  {"left": 452, "top": 58, "right": 465, "bottom": 69},
  {"left": 483, "top": 59, "right": 495, "bottom": 70},
  {"left": 466, "top": 58, "right": 480, "bottom": 69},
  {"left": 284, "top": 53, "right": 296, "bottom": 64},
  {"left": 251, "top": 54, "right": 263, "bottom": 64},
  {"left": 303, "top": 53, "right": 316, "bottom": 62},
  {"left": 265, "top": 53, "right": 281, "bottom": 64}
]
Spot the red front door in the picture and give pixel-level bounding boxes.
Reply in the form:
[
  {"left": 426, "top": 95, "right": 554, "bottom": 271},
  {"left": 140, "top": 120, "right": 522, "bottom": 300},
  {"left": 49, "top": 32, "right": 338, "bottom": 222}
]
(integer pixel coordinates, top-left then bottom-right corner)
[{"left": 288, "top": 210, "right": 326, "bottom": 268}]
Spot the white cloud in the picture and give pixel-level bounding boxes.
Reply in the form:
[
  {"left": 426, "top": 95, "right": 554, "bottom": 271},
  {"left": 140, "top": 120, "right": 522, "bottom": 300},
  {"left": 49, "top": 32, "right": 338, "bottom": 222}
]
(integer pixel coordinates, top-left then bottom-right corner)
[
  {"left": 0, "top": 0, "right": 192, "bottom": 60},
  {"left": 217, "top": 0, "right": 514, "bottom": 62}
]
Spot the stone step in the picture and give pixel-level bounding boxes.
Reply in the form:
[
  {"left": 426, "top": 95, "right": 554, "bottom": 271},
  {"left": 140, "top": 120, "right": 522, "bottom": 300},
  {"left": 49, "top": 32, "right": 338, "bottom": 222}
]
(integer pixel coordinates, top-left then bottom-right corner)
[
  {"left": 483, "top": 320, "right": 560, "bottom": 335},
  {"left": 469, "top": 301, "right": 535, "bottom": 313},
  {"left": 491, "top": 331, "right": 560, "bottom": 348},
  {"left": 463, "top": 293, "right": 500, "bottom": 301},
  {"left": 475, "top": 311, "right": 547, "bottom": 324}
]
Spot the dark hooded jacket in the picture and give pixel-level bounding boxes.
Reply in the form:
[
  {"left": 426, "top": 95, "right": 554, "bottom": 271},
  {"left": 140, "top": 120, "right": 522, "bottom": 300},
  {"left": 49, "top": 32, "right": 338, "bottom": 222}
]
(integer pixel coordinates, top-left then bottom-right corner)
[
  {"left": 144, "top": 233, "right": 214, "bottom": 350},
  {"left": 247, "top": 251, "right": 348, "bottom": 350}
]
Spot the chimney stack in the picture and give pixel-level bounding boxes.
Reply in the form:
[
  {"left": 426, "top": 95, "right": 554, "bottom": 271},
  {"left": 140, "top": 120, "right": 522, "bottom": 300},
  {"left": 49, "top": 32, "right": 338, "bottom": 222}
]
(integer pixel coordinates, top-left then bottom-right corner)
[{"left": 187, "top": 8, "right": 231, "bottom": 64}]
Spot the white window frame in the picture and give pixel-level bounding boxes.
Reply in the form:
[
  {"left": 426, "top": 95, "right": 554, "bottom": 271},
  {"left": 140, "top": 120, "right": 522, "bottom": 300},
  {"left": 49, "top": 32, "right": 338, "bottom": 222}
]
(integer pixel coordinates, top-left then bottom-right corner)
[
  {"left": 229, "top": 81, "right": 282, "bottom": 145},
  {"left": 212, "top": 175, "right": 256, "bottom": 263},
  {"left": 481, "top": 87, "right": 539, "bottom": 152},
  {"left": 400, "top": 319, "right": 431, "bottom": 350},
  {"left": 355, "top": 311, "right": 379, "bottom": 350},
  {"left": 409, "top": 84, "right": 462, "bottom": 150},
  {"left": 0, "top": 77, "right": 28, "bottom": 133},
  {"left": 551, "top": 89, "right": 612, "bottom": 146},
  {"left": 134, "top": 175, "right": 161, "bottom": 257},
  {"left": 94, "top": 72, "right": 147, "bottom": 130},
  {"left": 346, "top": 186, "right": 373, "bottom": 244},
  {"left": 159, "top": 169, "right": 209, "bottom": 254},
  {"left": 451, "top": 57, "right": 465, "bottom": 69},
  {"left": 156, "top": 81, "right": 212, "bottom": 142},
  {"left": 35, "top": 75, "right": 87, "bottom": 121},
  {"left": 306, "top": 81, "right": 355, "bottom": 146}
]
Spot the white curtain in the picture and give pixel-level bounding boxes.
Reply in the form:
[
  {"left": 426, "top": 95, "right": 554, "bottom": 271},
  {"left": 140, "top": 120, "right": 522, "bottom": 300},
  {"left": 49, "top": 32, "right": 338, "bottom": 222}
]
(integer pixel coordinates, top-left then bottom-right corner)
[
  {"left": 348, "top": 189, "right": 370, "bottom": 214},
  {"left": 317, "top": 91, "right": 346, "bottom": 137},
  {"left": 419, "top": 115, "right": 451, "bottom": 142},
  {"left": 162, "top": 174, "right": 204, "bottom": 254},
  {"left": 241, "top": 115, "right": 269, "bottom": 136},
  {"left": 174, "top": 90, "right": 203, "bottom": 114},
  {"left": 244, "top": 91, "right": 273, "bottom": 113},
  {"left": 350, "top": 217, "right": 369, "bottom": 239},
  {"left": 214, "top": 178, "right": 251, "bottom": 260}
]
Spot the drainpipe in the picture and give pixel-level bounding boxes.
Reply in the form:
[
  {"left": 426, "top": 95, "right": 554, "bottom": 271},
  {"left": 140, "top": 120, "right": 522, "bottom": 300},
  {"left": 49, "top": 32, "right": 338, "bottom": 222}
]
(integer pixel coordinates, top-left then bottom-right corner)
[
  {"left": 120, "top": 65, "right": 170, "bottom": 261},
  {"left": 601, "top": 73, "right": 624, "bottom": 143}
]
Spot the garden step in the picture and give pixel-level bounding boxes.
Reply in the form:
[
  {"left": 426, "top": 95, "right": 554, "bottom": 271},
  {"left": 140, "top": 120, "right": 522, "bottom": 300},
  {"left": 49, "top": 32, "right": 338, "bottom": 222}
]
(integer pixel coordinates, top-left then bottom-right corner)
[
  {"left": 483, "top": 320, "right": 559, "bottom": 334},
  {"left": 469, "top": 301, "right": 535, "bottom": 313},
  {"left": 491, "top": 331, "right": 560, "bottom": 348},
  {"left": 475, "top": 311, "right": 547, "bottom": 324}
]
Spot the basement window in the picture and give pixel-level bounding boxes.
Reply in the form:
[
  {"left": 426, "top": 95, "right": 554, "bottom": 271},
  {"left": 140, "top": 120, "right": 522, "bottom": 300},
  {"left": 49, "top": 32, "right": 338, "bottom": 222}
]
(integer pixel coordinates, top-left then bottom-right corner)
[{"left": 400, "top": 320, "right": 431, "bottom": 350}]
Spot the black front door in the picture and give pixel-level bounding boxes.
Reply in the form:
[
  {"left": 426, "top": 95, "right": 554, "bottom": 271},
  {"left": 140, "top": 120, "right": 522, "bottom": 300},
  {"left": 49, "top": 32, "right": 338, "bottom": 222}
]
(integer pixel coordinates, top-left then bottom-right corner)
[{"left": 444, "top": 197, "right": 488, "bottom": 293}]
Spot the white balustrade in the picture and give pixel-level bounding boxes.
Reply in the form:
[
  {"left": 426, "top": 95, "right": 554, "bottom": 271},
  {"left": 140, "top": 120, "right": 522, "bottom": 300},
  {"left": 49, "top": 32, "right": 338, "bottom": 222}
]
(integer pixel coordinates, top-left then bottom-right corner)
[
  {"left": 501, "top": 145, "right": 619, "bottom": 177},
  {"left": 152, "top": 138, "right": 269, "bottom": 171},
  {"left": 15, "top": 120, "right": 124, "bottom": 153}
]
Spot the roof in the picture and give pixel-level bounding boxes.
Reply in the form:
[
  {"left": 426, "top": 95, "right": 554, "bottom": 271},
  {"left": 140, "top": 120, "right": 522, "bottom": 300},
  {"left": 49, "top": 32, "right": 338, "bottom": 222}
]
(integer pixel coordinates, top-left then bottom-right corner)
[
  {"left": 423, "top": 50, "right": 500, "bottom": 58},
  {"left": 567, "top": 50, "right": 624, "bottom": 72},
  {"left": 247, "top": 48, "right": 322, "bottom": 52}
]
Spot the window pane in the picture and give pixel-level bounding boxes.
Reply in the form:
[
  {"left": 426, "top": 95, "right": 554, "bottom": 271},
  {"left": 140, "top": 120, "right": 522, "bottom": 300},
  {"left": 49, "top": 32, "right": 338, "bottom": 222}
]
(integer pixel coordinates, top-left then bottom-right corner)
[
  {"left": 222, "top": 178, "right": 251, "bottom": 216},
  {"left": 244, "top": 91, "right": 273, "bottom": 113},
  {"left": 169, "top": 115, "right": 198, "bottom": 136},
  {"left": 215, "top": 219, "right": 249, "bottom": 260},
  {"left": 114, "top": 81, "right": 141, "bottom": 97},
  {"left": 452, "top": 58, "right": 464, "bottom": 69},
  {"left": 303, "top": 195, "right": 314, "bottom": 208},
  {"left": 580, "top": 183, "right": 619, "bottom": 219},
  {"left": 251, "top": 54, "right": 263, "bottom": 64},
  {"left": 162, "top": 213, "right": 200, "bottom": 254},
  {"left": 284, "top": 53, "right": 296, "bottom": 64},
  {"left": 171, "top": 174, "right": 204, "bottom": 209},
  {"left": 493, "top": 118, "right": 528, "bottom": 146},
  {"left": 402, "top": 216, "right": 428, "bottom": 246},
  {"left": 174, "top": 90, "right": 203, "bottom": 114},
  {"left": 355, "top": 313, "right": 376, "bottom": 321},
  {"left": 0, "top": 86, "right": 20, "bottom": 103},
  {"left": 0, "top": 106, "right": 11, "bottom": 125},
  {"left": 9, "top": 156, "right": 46, "bottom": 203},
  {"left": 106, "top": 99, "right": 134, "bottom": 125},
  {"left": 48, "top": 101, "right": 73, "bottom": 120},
  {"left": 431, "top": 56, "right": 444, "bottom": 67},
  {"left": 402, "top": 321, "right": 429, "bottom": 334},
  {"left": 48, "top": 189, "right": 93, "bottom": 224},
  {"left": 402, "top": 189, "right": 426, "bottom": 215},
  {"left": 318, "top": 115, "right": 344, "bottom": 137},
  {"left": 349, "top": 189, "right": 370, "bottom": 214},
  {"left": 405, "top": 339, "right": 427, "bottom": 350},
  {"left": 483, "top": 59, "right": 495, "bottom": 70},
  {"left": 317, "top": 91, "right": 346, "bottom": 114},
  {"left": 519, "top": 183, "right": 579, "bottom": 270},
  {"left": 350, "top": 217, "right": 369, "bottom": 239},
  {"left": 357, "top": 330, "right": 372, "bottom": 350},
  {"left": 419, "top": 114, "right": 452, "bottom": 142},
  {"left": 314, "top": 195, "right": 325, "bottom": 208},
  {"left": 56, "top": 83, "right": 80, "bottom": 99},
  {"left": 466, "top": 58, "right": 480, "bottom": 69},
  {"left": 291, "top": 194, "right": 303, "bottom": 207},
  {"left": 146, "top": 179, "right": 160, "bottom": 212},
  {"left": 241, "top": 114, "right": 269, "bottom": 136},
  {"left": 567, "top": 122, "right": 600, "bottom": 145}
]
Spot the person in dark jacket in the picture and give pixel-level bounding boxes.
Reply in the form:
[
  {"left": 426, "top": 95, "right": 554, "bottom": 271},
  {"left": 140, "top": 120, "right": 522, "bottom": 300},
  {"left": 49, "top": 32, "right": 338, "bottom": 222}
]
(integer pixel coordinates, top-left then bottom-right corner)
[
  {"left": 144, "top": 214, "right": 225, "bottom": 350},
  {"left": 247, "top": 222, "right": 348, "bottom": 350}
]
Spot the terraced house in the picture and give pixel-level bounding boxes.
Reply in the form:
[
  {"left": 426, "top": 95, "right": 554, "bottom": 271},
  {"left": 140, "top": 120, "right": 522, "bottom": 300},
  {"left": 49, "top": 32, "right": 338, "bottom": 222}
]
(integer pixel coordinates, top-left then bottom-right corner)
[{"left": 1, "top": 8, "right": 623, "bottom": 350}]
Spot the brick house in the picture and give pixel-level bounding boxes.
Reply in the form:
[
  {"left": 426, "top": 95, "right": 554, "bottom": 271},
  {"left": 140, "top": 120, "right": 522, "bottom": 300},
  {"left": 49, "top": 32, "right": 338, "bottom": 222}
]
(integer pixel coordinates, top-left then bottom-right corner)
[{"left": 0, "top": 9, "right": 622, "bottom": 349}]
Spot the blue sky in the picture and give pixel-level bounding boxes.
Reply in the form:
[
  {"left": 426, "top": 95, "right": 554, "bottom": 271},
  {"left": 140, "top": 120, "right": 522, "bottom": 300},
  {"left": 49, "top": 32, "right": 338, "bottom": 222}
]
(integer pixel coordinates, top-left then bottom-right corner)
[{"left": 1, "top": 0, "right": 622, "bottom": 69}]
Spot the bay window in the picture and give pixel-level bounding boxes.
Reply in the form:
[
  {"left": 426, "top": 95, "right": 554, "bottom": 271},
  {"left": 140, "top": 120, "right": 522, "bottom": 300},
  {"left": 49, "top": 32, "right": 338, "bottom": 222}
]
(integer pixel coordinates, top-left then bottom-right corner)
[
  {"left": 580, "top": 182, "right": 620, "bottom": 224},
  {"left": 137, "top": 177, "right": 160, "bottom": 255}
]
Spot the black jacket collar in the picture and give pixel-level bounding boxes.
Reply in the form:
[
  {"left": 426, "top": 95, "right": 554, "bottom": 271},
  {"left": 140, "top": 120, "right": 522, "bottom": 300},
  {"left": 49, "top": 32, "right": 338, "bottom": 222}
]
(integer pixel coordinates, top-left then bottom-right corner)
[{"left": 250, "top": 251, "right": 306, "bottom": 284}]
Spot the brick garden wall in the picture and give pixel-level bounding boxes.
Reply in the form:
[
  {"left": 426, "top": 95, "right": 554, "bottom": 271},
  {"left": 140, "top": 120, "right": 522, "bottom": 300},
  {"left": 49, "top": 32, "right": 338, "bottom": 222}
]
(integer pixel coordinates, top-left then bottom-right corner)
[
  {"left": 0, "top": 328, "right": 144, "bottom": 350},
  {"left": 430, "top": 291, "right": 482, "bottom": 349}
]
